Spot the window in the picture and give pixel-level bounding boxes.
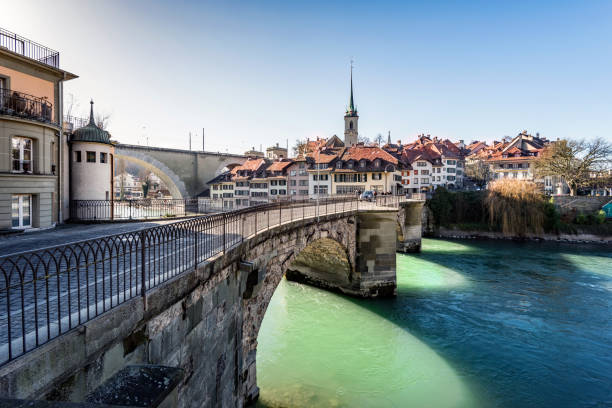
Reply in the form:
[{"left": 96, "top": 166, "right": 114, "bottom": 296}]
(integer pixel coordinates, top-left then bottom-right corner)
[
  {"left": 313, "top": 185, "right": 328, "bottom": 195},
  {"left": 417, "top": 162, "right": 427, "bottom": 167},
  {"left": 299, "top": 180, "right": 308, "bottom": 186},
  {"left": 421, "top": 178, "right": 430, "bottom": 184},
  {"left": 290, "top": 170, "right": 297, "bottom": 176},
  {"left": 347, "top": 162, "right": 353, "bottom": 169},
  {"left": 372, "top": 173, "right": 382, "bottom": 180},
  {"left": 12, "top": 194, "right": 31, "bottom": 228},
  {"left": 299, "top": 163, "right": 305, "bottom": 169},
  {"left": 414, "top": 170, "right": 418, "bottom": 175},
  {"left": 447, "top": 167, "right": 455, "bottom": 173},
  {"left": 12, "top": 137, "right": 33, "bottom": 173},
  {"left": 290, "top": 180, "right": 296, "bottom": 186},
  {"left": 421, "top": 170, "right": 429, "bottom": 175},
  {"left": 271, "top": 189, "right": 278, "bottom": 195},
  {"left": 100, "top": 152, "right": 107, "bottom": 163},
  {"left": 75, "top": 151, "right": 82, "bottom": 162},
  {"left": 446, "top": 160, "right": 456, "bottom": 165},
  {"left": 349, "top": 121, "right": 353, "bottom": 130},
  {"left": 278, "top": 190, "right": 286, "bottom": 195},
  {"left": 299, "top": 189, "right": 309, "bottom": 195},
  {"left": 447, "top": 176, "right": 456, "bottom": 181},
  {"left": 87, "top": 151, "right": 96, "bottom": 163},
  {"left": 360, "top": 160, "right": 366, "bottom": 168},
  {"left": 375, "top": 159, "right": 381, "bottom": 167},
  {"left": 213, "top": 185, "right": 219, "bottom": 190},
  {"left": 336, "top": 161, "right": 342, "bottom": 169}
]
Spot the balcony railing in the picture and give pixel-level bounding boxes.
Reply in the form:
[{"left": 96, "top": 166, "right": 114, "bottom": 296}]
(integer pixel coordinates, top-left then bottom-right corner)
[
  {"left": 0, "top": 88, "right": 55, "bottom": 125},
  {"left": 63, "top": 115, "right": 89, "bottom": 133},
  {"left": 0, "top": 27, "right": 60, "bottom": 68}
]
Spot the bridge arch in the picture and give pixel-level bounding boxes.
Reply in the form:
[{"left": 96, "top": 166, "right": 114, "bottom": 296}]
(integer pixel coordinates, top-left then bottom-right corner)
[
  {"left": 114, "top": 152, "right": 187, "bottom": 198},
  {"left": 239, "top": 216, "right": 357, "bottom": 402}
]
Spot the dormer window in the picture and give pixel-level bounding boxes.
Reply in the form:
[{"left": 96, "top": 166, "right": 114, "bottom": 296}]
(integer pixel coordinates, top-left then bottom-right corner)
[
  {"left": 347, "top": 161, "right": 353, "bottom": 169},
  {"left": 360, "top": 160, "right": 366, "bottom": 168},
  {"left": 374, "top": 159, "right": 381, "bottom": 167},
  {"left": 336, "top": 161, "right": 342, "bottom": 169}
]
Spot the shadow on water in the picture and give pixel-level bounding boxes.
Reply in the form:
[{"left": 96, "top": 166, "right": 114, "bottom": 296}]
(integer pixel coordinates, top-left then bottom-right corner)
[
  {"left": 255, "top": 238, "right": 612, "bottom": 408},
  {"left": 339, "top": 238, "right": 612, "bottom": 408}
]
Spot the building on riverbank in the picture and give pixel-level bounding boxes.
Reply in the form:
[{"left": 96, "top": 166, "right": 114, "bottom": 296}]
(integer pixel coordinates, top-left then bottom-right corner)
[{"left": 0, "top": 27, "right": 77, "bottom": 230}]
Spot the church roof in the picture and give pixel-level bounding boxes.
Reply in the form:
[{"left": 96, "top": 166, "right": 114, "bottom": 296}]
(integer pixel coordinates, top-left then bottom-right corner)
[{"left": 71, "top": 101, "right": 112, "bottom": 145}]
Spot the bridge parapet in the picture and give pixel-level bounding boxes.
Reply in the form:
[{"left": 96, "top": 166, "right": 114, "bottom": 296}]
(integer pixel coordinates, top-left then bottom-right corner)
[{"left": 0, "top": 196, "right": 424, "bottom": 406}]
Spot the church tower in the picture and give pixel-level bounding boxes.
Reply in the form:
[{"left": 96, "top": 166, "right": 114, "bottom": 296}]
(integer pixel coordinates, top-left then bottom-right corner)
[{"left": 344, "top": 64, "right": 359, "bottom": 146}]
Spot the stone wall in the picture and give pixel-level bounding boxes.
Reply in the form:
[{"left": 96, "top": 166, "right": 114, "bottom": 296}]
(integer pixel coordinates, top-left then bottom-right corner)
[
  {"left": 1, "top": 210, "right": 394, "bottom": 407},
  {"left": 553, "top": 196, "right": 610, "bottom": 216}
]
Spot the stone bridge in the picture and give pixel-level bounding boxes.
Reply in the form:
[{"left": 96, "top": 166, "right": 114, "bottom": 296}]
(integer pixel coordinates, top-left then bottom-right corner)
[
  {"left": 0, "top": 201, "right": 424, "bottom": 407},
  {"left": 114, "top": 144, "right": 247, "bottom": 198}
]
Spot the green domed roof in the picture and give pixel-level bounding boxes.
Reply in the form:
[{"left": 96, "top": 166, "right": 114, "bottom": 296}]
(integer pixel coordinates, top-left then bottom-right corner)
[{"left": 71, "top": 101, "right": 111, "bottom": 144}]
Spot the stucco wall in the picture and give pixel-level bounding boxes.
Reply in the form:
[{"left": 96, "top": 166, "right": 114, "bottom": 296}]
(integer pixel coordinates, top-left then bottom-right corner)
[{"left": 70, "top": 142, "right": 113, "bottom": 201}]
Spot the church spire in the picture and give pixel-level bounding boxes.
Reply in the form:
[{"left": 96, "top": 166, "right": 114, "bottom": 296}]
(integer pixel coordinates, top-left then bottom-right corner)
[
  {"left": 347, "top": 61, "right": 357, "bottom": 116},
  {"left": 88, "top": 100, "right": 95, "bottom": 126}
]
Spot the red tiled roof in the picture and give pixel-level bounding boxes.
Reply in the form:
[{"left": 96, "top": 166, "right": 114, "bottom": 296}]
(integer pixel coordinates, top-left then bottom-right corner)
[
  {"left": 233, "top": 158, "right": 266, "bottom": 172},
  {"left": 340, "top": 146, "right": 398, "bottom": 164},
  {"left": 266, "top": 160, "right": 292, "bottom": 172}
]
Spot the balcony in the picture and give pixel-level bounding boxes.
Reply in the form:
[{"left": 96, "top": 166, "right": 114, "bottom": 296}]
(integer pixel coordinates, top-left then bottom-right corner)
[
  {"left": 0, "top": 27, "right": 60, "bottom": 68},
  {"left": 0, "top": 88, "right": 55, "bottom": 125}
]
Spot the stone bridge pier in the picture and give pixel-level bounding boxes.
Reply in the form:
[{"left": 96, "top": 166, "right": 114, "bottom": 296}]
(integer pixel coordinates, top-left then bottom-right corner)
[
  {"left": 397, "top": 201, "right": 425, "bottom": 253},
  {"left": 0, "top": 203, "right": 425, "bottom": 407}
]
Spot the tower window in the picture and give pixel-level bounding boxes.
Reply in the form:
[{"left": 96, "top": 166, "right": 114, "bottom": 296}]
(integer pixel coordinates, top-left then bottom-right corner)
[
  {"left": 349, "top": 121, "right": 353, "bottom": 130},
  {"left": 86, "top": 151, "right": 96, "bottom": 163}
]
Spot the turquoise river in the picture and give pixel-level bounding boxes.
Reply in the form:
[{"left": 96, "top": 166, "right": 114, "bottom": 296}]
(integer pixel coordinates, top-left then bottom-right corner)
[{"left": 255, "top": 238, "right": 612, "bottom": 408}]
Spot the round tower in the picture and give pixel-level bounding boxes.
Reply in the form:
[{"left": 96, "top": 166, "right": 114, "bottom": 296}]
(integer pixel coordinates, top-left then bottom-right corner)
[{"left": 70, "top": 101, "right": 114, "bottom": 200}]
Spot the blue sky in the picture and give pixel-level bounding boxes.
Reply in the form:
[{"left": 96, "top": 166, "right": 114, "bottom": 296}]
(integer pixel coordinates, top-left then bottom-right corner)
[{"left": 5, "top": 0, "right": 612, "bottom": 153}]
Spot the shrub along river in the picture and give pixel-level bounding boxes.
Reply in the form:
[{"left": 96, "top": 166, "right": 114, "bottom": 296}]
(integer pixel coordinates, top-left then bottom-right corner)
[{"left": 255, "top": 238, "right": 612, "bottom": 408}]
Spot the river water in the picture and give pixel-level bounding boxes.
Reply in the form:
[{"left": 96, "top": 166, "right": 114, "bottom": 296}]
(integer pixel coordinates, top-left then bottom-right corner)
[{"left": 255, "top": 238, "right": 612, "bottom": 408}]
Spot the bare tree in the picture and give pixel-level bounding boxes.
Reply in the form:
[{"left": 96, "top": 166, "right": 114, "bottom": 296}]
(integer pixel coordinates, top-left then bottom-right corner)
[
  {"left": 115, "top": 158, "right": 126, "bottom": 200},
  {"left": 358, "top": 134, "right": 370, "bottom": 145},
  {"left": 293, "top": 139, "right": 307, "bottom": 156},
  {"left": 95, "top": 112, "right": 111, "bottom": 130},
  {"left": 374, "top": 133, "right": 385, "bottom": 146},
  {"left": 534, "top": 137, "right": 612, "bottom": 196},
  {"left": 465, "top": 159, "right": 493, "bottom": 188}
]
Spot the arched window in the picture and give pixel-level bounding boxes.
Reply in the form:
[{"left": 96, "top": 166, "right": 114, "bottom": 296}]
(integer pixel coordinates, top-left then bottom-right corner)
[{"left": 349, "top": 121, "right": 353, "bottom": 130}]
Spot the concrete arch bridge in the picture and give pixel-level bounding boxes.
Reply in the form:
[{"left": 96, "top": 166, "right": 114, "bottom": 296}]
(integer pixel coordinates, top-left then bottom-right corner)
[{"left": 114, "top": 144, "right": 247, "bottom": 198}]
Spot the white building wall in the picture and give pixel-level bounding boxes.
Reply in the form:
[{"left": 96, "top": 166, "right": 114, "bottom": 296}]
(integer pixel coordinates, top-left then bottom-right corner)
[{"left": 71, "top": 142, "right": 114, "bottom": 200}]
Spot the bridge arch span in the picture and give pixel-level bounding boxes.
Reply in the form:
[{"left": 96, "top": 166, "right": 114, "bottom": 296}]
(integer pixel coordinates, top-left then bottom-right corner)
[{"left": 114, "top": 152, "right": 187, "bottom": 198}]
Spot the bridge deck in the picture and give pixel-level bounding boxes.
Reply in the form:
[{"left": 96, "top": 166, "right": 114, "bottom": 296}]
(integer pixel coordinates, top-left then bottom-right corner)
[{"left": 0, "top": 197, "right": 412, "bottom": 365}]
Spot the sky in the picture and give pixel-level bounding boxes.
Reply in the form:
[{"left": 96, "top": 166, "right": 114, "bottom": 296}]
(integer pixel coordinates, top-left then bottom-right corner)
[{"left": 4, "top": 0, "right": 612, "bottom": 153}]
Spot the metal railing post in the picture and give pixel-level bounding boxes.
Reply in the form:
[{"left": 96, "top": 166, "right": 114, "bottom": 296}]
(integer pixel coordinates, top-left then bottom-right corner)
[
  {"left": 129, "top": 200, "right": 133, "bottom": 220},
  {"left": 194, "top": 221, "right": 199, "bottom": 268},
  {"left": 223, "top": 214, "right": 227, "bottom": 253},
  {"left": 140, "top": 230, "right": 146, "bottom": 298}
]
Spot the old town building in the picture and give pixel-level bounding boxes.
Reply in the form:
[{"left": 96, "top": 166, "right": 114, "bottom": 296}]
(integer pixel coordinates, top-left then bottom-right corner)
[{"left": 0, "top": 28, "right": 77, "bottom": 230}]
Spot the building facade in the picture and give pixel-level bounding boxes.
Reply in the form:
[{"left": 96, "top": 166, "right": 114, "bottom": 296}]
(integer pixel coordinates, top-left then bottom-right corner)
[{"left": 0, "top": 28, "right": 76, "bottom": 230}]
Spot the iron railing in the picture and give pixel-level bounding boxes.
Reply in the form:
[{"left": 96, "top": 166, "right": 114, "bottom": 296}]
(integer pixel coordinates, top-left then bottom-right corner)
[
  {"left": 0, "top": 195, "right": 407, "bottom": 365},
  {"left": 63, "top": 115, "right": 90, "bottom": 133},
  {"left": 0, "top": 27, "right": 60, "bottom": 68},
  {"left": 0, "top": 88, "right": 55, "bottom": 125},
  {"left": 70, "top": 195, "right": 407, "bottom": 221},
  {"left": 70, "top": 199, "right": 205, "bottom": 221}
]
